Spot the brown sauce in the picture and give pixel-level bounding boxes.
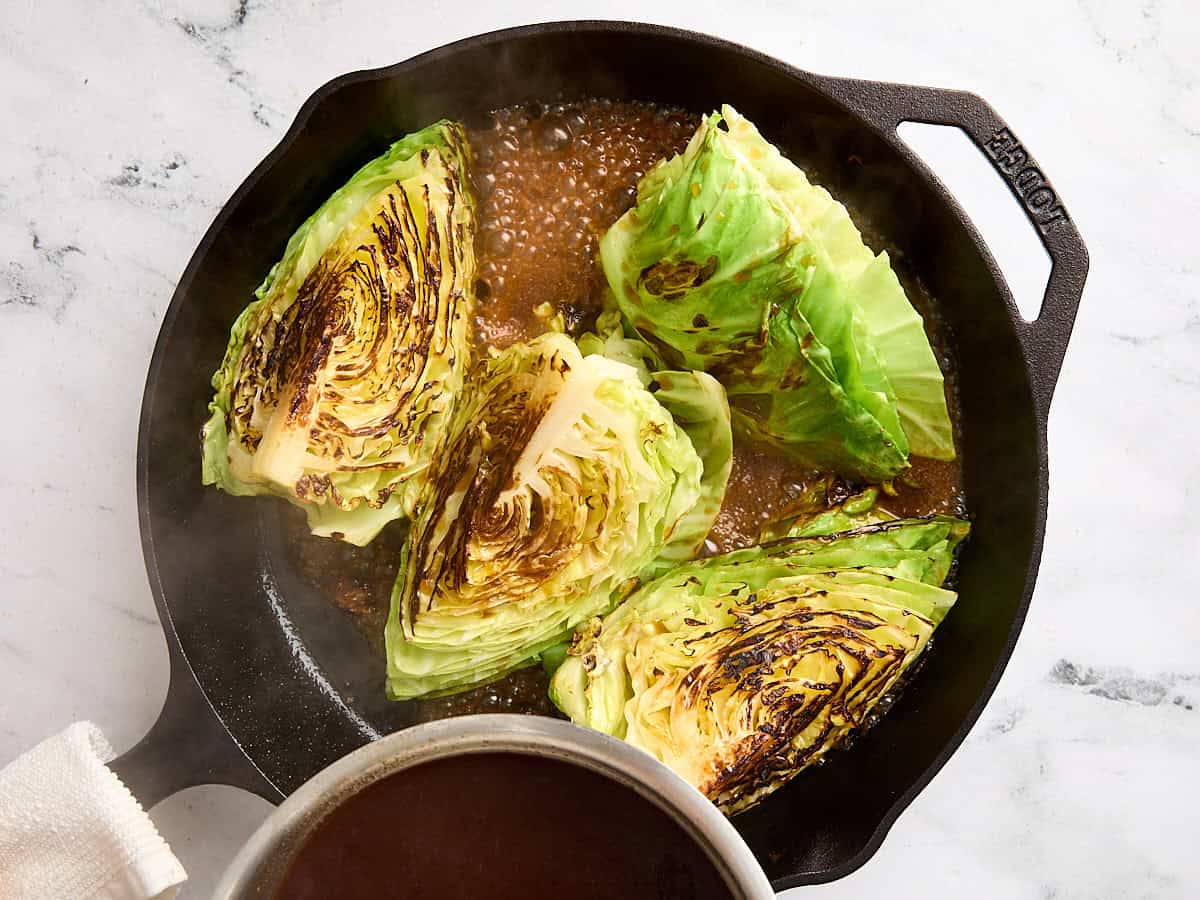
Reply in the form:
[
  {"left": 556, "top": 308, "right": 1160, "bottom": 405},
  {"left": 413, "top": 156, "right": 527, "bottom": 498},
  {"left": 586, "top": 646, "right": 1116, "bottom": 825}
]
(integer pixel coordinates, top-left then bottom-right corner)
[
  {"left": 284, "top": 99, "right": 965, "bottom": 711},
  {"left": 708, "top": 444, "right": 816, "bottom": 553},
  {"left": 273, "top": 752, "right": 735, "bottom": 900},
  {"left": 471, "top": 100, "right": 697, "bottom": 347},
  {"left": 889, "top": 455, "right": 967, "bottom": 519},
  {"left": 285, "top": 510, "right": 406, "bottom": 656},
  {"left": 412, "top": 666, "right": 557, "bottom": 721},
  {"left": 710, "top": 446, "right": 966, "bottom": 552}
]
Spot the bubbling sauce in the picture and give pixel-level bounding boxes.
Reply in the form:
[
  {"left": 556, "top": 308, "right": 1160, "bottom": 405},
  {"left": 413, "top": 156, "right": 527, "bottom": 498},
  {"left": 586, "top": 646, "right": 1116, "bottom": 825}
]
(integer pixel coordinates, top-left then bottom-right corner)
[
  {"left": 471, "top": 100, "right": 697, "bottom": 347},
  {"left": 709, "top": 445, "right": 816, "bottom": 552},
  {"left": 272, "top": 753, "right": 736, "bottom": 900}
]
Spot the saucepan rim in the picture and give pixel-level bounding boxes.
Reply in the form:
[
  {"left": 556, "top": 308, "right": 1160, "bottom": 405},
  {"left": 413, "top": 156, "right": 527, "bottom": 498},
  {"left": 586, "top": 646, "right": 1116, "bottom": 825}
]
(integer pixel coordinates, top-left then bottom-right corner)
[{"left": 211, "top": 714, "right": 776, "bottom": 900}]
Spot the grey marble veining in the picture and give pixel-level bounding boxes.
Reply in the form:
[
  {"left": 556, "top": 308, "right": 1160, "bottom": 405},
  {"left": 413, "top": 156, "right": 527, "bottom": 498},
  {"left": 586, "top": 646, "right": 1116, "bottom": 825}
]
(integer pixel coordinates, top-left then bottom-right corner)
[{"left": 2, "top": 1, "right": 1198, "bottom": 897}]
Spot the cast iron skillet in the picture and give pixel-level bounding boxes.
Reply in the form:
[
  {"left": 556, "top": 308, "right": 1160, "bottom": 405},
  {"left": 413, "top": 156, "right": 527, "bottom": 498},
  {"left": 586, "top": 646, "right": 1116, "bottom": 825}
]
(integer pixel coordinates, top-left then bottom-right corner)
[{"left": 112, "top": 21, "right": 1088, "bottom": 888}]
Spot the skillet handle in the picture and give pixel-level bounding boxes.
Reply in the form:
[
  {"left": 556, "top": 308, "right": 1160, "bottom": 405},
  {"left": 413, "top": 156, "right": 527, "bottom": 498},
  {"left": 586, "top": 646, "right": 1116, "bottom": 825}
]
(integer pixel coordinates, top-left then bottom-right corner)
[
  {"left": 110, "top": 639, "right": 282, "bottom": 809},
  {"left": 812, "top": 76, "right": 1089, "bottom": 408}
]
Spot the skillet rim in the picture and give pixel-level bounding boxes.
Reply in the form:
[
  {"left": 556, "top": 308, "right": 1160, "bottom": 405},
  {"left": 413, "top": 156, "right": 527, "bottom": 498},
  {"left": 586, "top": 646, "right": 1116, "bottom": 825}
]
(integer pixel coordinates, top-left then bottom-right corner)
[{"left": 136, "top": 19, "right": 1063, "bottom": 888}]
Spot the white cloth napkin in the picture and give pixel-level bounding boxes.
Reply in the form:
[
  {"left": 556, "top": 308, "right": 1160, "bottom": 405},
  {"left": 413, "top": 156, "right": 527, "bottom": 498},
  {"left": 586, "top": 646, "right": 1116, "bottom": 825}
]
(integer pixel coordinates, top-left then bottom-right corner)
[{"left": 0, "top": 722, "right": 186, "bottom": 900}]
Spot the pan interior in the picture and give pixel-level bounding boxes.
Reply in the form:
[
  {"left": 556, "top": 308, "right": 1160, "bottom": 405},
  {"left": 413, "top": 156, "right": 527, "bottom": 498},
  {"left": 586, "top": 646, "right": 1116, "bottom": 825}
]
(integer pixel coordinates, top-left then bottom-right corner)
[{"left": 142, "top": 25, "right": 1039, "bottom": 886}]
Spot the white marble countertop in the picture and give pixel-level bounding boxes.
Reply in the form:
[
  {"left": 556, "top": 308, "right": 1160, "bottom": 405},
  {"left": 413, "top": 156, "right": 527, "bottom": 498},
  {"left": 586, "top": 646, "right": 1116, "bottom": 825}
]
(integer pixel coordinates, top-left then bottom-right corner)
[{"left": 3, "top": 1, "right": 1197, "bottom": 897}]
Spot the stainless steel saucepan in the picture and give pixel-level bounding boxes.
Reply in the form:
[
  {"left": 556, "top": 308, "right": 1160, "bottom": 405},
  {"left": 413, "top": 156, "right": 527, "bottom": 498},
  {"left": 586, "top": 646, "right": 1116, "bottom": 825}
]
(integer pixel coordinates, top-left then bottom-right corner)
[{"left": 213, "top": 714, "right": 775, "bottom": 899}]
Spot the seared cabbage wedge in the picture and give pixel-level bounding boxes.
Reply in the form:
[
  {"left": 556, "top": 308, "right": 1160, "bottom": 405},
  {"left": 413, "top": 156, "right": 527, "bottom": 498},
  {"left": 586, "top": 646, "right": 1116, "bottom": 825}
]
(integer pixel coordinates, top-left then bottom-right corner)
[
  {"left": 385, "top": 332, "right": 732, "bottom": 699},
  {"left": 201, "top": 121, "right": 475, "bottom": 545},
  {"left": 600, "top": 105, "right": 954, "bottom": 481},
  {"left": 550, "top": 514, "right": 969, "bottom": 813}
]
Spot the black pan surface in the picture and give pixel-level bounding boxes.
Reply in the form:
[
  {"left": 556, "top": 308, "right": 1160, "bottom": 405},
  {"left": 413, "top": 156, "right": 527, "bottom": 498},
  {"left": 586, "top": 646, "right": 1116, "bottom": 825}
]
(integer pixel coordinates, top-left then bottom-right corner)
[{"left": 115, "top": 21, "right": 1087, "bottom": 888}]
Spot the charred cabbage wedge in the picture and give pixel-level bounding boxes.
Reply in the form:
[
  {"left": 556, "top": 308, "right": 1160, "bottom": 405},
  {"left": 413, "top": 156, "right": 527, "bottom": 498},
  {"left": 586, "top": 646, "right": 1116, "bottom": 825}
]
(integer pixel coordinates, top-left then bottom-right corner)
[
  {"left": 385, "top": 332, "right": 732, "bottom": 699},
  {"left": 600, "top": 105, "right": 955, "bottom": 481},
  {"left": 201, "top": 121, "right": 475, "bottom": 545},
  {"left": 551, "top": 515, "right": 969, "bottom": 813}
]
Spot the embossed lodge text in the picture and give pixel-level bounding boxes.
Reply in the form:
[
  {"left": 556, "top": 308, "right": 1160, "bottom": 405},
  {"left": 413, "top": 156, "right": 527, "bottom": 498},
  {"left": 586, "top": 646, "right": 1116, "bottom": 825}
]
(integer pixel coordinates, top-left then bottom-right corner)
[{"left": 984, "top": 128, "right": 1070, "bottom": 231}]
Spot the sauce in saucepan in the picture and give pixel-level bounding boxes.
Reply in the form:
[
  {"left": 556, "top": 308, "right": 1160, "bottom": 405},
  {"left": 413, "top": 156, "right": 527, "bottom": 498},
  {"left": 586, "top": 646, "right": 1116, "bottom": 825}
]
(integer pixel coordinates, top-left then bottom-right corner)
[{"left": 273, "top": 753, "right": 736, "bottom": 900}]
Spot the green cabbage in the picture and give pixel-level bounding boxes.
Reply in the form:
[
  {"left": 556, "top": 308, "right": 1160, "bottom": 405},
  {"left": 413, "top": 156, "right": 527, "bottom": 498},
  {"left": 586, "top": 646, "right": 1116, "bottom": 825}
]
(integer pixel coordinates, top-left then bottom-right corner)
[
  {"left": 759, "top": 476, "right": 897, "bottom": 541},
  {"left": 385, "top": 332, "right": 731, "bottom": 699},
  {"left": 550, "top": 515, "right": 968, "bottom": 813},
  {"left": 577, "top": 308, "right": 733, "bottom": 573},
  {"left": 600, "top": 105, "right": 954, "bottom": 481},
  {"left": 201, "top": 121, "right": 475, "bottom": 545}
]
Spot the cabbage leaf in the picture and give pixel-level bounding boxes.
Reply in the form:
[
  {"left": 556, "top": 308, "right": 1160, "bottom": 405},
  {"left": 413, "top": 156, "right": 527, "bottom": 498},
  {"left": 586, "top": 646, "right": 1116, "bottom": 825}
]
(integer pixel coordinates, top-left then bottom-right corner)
[{"left": 600, "top": 105, "right": 955, "bottom": 480}]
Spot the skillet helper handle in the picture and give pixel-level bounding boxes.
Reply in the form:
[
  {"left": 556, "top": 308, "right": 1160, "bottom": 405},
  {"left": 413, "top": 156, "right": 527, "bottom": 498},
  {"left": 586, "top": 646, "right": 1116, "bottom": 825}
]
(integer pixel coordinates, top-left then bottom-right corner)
[
  {"left": 813, "top": 76, "right": 1089, "bottom": 408},
  {"left": 110, "top": 647, "right": 280, "bottom": 809}
]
